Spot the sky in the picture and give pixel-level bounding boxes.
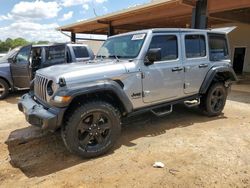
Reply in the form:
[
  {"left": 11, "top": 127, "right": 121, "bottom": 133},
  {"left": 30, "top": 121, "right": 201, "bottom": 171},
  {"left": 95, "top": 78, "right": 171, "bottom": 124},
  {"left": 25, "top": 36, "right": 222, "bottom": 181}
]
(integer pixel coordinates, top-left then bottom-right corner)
[{"left": 0, "top": 0, "right": 150, "bottom": 42}]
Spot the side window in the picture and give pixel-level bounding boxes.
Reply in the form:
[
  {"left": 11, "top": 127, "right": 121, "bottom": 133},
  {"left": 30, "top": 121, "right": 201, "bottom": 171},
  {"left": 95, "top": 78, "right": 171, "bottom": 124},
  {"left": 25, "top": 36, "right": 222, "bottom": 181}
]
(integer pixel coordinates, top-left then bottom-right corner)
[
  {"left": 185, "top": 35, "right": 206, "bottom": 58},
  {"left": 45, "top": 45, "right": 65, "bottom": 64},
  {"left": 208, "top": 34, "right": 229, "bottom": 61},
  {"left": 149, "top": 35, "right": 178, "bottom": 61},
  {"left": 73, "top": 46, "right": 89, "bottom": 58},
  {"left": 16, "top": 46, "right": 30, "bottom": 64}
]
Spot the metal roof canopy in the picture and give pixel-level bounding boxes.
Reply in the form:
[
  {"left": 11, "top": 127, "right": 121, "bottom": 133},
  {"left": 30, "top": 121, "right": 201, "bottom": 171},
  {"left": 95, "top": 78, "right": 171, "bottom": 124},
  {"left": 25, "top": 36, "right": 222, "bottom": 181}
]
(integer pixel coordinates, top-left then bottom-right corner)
[{"left": 58, "top": 0, "right": 250, "bottom": 36}]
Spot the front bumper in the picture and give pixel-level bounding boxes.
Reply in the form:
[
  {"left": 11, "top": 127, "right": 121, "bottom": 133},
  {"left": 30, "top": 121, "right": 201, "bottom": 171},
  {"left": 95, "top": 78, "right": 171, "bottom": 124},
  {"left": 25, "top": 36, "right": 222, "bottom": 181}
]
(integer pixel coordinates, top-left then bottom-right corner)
[{"left": 18, "top": 94, "right": 66, "bottom": 130}]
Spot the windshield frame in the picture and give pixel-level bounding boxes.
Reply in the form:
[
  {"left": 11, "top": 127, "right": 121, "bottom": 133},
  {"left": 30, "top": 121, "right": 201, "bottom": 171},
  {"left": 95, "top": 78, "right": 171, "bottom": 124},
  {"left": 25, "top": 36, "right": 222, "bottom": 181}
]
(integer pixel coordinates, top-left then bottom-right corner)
[{"left": 96, "top": 33, "right": 147, "bottom": 60}]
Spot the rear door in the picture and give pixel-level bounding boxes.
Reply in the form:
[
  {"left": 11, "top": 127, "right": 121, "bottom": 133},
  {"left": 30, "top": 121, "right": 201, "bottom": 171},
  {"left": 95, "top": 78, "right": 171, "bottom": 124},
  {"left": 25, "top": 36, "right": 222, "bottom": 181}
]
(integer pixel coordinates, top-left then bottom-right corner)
[
  {"left": 182, "top": 33, "right": 210, "bottom": 94},
  {"left": 10, "top": 45, "right": 32, "bottom": 88},
  {"left": 43, "top": 44, "right": 66, "bottom": 68}
]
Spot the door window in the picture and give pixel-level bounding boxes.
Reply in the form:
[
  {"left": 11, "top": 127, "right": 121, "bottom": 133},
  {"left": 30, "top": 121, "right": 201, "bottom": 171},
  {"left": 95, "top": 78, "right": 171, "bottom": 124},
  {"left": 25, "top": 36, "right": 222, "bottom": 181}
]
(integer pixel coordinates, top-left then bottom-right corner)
[
  {"left": 73, "top": 46, "right": 89, "bottom": 58},
  {"left": 185, "top": 35, "right": 206, "bottom": 58},
  {"left": 149, "top": 35, "right": 178, "bottom": 61},
  {"left": 16, "top": 46, "right": 31, "bottom": 64},
  {"left": 208, "top": 34, "right": 229, "bottom": 61}
]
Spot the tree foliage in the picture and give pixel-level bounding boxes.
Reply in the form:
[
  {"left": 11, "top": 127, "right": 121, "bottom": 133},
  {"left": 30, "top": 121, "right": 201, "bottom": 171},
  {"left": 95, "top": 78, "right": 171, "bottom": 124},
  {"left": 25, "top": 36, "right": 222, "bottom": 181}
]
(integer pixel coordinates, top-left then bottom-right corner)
[{"left": 0, "top": 38, "right": 49, "bottom": 53}]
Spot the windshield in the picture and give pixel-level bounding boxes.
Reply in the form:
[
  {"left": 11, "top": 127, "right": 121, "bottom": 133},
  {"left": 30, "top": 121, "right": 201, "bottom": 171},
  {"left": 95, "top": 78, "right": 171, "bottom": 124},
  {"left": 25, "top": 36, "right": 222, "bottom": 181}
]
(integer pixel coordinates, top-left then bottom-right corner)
[
  {"left": 0, "top": 47, "right": 21, "bottom": 63},
  {"left": 97, "top": 33, "right": 146, "bottom": 59}
]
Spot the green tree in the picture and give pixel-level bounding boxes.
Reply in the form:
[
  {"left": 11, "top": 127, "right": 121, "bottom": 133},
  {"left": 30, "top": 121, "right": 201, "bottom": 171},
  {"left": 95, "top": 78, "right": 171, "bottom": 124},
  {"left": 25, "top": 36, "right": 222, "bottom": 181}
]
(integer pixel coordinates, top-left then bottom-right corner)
[
  {"left": 0, "top": 38, "right": 30, "bottom": 53},
  {"left": 12, "top": 38, "right": 29, "bottom": 48}
]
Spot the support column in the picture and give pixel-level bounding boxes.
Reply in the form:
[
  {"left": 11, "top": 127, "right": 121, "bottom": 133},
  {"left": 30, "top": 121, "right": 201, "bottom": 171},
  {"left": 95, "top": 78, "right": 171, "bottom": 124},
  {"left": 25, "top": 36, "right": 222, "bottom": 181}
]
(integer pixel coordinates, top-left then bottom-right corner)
[
  {"left": 191, "top": 0, "right": 208, "bottom": 29},
  {"left": 71, "top": 32, "right": 76, "bottom": 43},
  {"left": 108, "top": 23, "right": 114, "bottom": 37}
]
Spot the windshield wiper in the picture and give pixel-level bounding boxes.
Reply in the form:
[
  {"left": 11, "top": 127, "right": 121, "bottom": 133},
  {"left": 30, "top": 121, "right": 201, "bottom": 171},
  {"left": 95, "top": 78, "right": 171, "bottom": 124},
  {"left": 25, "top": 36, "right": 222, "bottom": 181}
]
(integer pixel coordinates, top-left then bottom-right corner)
[
  {"left": 108, "top": 55, "right": 120, "bottom": 62},
  {"left": 96, "top": 55, "right": 105, "bottom": 60}
]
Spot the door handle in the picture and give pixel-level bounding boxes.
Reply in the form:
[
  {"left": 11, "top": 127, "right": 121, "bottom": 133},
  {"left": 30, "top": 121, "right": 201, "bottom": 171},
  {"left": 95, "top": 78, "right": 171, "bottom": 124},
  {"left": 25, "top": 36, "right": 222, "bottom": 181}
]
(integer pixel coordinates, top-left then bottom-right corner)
[
  {"left": 172, "top": 67, "right": 183, "bottom": 72},
  {"left": 199, "top": 64, "right": 208, "bottom": 68}
]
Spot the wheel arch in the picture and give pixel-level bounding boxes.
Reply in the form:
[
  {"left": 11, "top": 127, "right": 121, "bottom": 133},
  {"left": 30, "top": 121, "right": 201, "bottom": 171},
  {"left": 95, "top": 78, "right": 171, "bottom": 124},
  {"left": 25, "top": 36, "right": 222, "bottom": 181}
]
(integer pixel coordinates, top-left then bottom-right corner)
[
  {"left": 200, "top": 66, "right": 237, "bottom": 94},
  {"left": 61, "top": 81, "right": 133, "bottom": 123},
  {"left": 0, "top": 76, "right": 12, "bottom": 89}
]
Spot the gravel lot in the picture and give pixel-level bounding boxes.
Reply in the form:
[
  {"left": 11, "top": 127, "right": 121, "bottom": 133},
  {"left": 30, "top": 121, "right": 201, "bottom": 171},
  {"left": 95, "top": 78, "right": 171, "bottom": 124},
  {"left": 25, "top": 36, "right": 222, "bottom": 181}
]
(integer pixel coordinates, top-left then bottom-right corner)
[{"left": 0, "top": 84, "right": 250, "bottom": 188}]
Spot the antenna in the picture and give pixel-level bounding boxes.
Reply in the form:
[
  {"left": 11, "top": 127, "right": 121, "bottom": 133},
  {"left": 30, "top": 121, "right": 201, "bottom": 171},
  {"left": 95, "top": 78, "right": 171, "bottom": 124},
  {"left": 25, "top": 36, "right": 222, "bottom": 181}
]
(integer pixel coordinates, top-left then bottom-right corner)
[{"left": 93, "top": 8, "right": 98, "bottom": 17}]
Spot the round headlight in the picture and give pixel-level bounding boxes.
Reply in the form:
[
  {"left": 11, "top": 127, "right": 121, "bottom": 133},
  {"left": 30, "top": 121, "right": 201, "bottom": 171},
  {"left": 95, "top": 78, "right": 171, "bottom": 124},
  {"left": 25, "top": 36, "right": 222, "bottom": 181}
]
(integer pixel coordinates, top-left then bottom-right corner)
[{"left": 47, "top": 81, "right": 54, "bottom": 96}]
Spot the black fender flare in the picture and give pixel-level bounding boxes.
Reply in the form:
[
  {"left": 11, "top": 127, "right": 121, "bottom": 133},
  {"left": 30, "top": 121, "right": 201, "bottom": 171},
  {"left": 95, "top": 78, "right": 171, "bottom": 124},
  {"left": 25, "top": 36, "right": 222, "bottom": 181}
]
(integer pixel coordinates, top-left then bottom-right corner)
[
  {"left": 199, "top": 66, "right": 237, "bottom": 94},
  {"left": 54, "top": 80, "right": 133, "bottom": 113}
]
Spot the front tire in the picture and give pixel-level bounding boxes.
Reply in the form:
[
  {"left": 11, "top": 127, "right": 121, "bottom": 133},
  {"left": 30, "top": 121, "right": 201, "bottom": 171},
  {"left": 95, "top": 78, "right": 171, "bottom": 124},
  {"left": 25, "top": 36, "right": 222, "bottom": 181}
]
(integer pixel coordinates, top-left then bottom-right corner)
[
  {"left": 61, "top": 101, "right": 121, "bottom": 158},
  {"left": 200, "top": 82, "right": 227, "bottom": 116},
  {"left": 0, "top": 78, "right": 9, "bottom": 100}
]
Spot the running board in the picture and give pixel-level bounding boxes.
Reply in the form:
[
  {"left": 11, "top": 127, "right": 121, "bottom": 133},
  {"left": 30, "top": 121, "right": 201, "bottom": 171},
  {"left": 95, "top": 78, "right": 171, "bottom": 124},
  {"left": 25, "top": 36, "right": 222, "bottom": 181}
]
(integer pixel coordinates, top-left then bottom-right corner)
[
  {"left": 151, "top": 105, "right": 173, "bottom": 117},
  {"left": 184, "top": 99, "right": 200, "bottom": 108}
]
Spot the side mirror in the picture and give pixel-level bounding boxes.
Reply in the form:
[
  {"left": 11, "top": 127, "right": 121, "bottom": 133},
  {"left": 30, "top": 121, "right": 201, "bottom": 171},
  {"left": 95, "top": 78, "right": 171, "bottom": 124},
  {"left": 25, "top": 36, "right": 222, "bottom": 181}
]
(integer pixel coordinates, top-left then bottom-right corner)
[
  {"left": 145, "top": 48, "right": 161, "bottom": 66},
  {"left": 7, "top": 57, "right": 15, "bottom": 64}
]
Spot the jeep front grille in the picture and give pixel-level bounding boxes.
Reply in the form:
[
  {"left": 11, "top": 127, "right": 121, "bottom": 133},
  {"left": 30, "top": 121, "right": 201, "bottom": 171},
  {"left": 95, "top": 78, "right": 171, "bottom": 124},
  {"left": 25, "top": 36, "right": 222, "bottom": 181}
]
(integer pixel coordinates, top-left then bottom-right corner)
[{"left": 34, "top": 75, "right": 49, "bottom": 101}]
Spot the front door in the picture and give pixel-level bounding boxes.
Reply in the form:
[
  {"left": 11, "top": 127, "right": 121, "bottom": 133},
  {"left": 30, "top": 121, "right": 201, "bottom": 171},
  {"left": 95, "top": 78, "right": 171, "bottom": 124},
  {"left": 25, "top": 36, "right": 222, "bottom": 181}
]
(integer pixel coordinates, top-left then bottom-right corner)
[
  {"left": 182, "top": 33, "right": 210, "bottom": 94},
  {"left": 10, "top": 45, "right": 32, "bottom": 89},
  {"left": 142, "top": 33, "right": 184, "bottom": 103}
]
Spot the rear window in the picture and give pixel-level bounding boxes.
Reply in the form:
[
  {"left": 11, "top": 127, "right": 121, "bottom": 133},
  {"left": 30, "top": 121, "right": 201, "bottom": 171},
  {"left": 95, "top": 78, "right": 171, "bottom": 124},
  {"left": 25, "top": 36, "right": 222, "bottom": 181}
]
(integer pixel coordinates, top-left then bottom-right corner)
[
  {"left": 73, "top": 46, "right": 89, "bottom": 58},
  {"left": 185, "top": 35, "right": 206, "bottom": 58},
  {"left": 208, "top": 34, "right": 229, "bottom": 61}
]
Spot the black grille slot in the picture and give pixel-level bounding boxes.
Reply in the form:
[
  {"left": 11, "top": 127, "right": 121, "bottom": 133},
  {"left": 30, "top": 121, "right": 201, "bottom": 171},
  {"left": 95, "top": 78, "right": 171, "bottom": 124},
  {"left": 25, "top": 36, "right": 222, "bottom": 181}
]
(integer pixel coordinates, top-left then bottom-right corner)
[{"left": 34, "top": 75, "right": 49, "bottom": 101}]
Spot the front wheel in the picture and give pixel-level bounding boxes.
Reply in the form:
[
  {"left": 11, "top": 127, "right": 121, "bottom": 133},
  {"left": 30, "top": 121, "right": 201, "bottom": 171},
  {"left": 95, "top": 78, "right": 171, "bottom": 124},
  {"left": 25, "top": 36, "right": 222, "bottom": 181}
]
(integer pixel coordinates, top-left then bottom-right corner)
[
  {"left": 61, "top": 101, "right": 121, "bottom": 158},
  {"left": 200, "top": 82, "right": 227, "bottom": 116},
  {"left": 0, "top": 78, "right": 9, "bottom": 100}
]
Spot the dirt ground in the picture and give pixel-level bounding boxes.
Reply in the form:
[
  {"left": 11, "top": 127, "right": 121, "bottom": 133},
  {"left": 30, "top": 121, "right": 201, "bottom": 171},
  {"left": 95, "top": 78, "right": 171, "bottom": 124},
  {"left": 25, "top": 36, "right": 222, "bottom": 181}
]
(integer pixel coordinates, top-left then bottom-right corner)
[{"left": 0, "top": 84, "right": 250, "bottom": 188}]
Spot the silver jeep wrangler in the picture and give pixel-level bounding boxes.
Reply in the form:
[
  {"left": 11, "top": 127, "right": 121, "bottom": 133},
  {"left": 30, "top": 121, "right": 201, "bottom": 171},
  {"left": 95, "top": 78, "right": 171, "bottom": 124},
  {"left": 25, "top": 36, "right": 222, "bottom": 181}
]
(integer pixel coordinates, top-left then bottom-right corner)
[{"left": 18, "top": 28, "right": 237, "bottom": 158}]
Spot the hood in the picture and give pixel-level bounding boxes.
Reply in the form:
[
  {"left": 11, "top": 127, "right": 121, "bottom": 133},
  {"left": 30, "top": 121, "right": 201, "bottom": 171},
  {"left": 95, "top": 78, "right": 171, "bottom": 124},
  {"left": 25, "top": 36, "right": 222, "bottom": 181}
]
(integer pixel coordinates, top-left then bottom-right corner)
[
  {"left": 0, "top": 62, "right": 10, "bottom": 68},
  {"left": 0, "top": 58, "right": 9, "bottom": 64},
  {"left": 37, "top": 59, "right": 129, "bottom": 84}
]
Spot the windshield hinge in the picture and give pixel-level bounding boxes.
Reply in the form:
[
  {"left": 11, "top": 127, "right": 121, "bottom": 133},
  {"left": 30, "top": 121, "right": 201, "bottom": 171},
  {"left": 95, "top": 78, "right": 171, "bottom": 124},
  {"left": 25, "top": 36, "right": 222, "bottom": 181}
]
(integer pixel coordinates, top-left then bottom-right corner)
[{"left": 141, "top": 72, "right": 145, "bottom": 79}]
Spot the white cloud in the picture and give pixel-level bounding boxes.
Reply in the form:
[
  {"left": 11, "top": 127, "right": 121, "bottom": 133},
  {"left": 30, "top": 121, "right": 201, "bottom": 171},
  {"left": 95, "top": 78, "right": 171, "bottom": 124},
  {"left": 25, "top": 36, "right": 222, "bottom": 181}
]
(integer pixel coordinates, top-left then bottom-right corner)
[
  {"left": 61, "top": 0, "right": 107, "bottom": 7},
  {"left": 95, "top": 0, "right": 107, "bottom": 3},
  {"left": 62, "top": 0, "right": 90, "bottom": 7},
  {"left": 59, "top": 11, "right": 73, "bottom": 21},
  {"left": 0, "top": 13, "right": 12, "bottom": 21},
  {"left": 0, "top": 21, "right": 69, "bottom": 42},
  {"left": 102, "top": 6, "right": 108, "bottom": 13},
  {"left": 11, "top": 1, "right": 61, "bottom": 20},
  {"left": 82, "top": 4, "right": 90, "bottom": 10}
]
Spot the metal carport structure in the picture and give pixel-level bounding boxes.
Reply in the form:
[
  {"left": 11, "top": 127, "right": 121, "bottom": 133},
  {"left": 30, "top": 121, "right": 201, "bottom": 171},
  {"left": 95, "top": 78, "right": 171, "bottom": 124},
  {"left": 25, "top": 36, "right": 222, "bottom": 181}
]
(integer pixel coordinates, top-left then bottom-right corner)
[{"left": 58, "top": 0, "right": 250, "bottom": 39}]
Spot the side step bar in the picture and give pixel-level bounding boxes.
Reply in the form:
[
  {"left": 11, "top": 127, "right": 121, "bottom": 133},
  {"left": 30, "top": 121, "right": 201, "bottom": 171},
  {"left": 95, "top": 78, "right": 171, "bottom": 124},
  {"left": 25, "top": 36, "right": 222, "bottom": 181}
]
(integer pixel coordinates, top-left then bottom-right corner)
[
  {"left": 184, "top": 99, "right": 200, "bottom": 108},
  {"left": 151, "top": 105, "right": 173, "bottom": 117}
]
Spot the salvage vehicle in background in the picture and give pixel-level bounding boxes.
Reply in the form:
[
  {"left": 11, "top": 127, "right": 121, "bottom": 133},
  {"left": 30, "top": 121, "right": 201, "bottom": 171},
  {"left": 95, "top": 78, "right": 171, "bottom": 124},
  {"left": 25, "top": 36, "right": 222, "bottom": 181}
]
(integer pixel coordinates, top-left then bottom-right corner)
[
  {"left": 18, "top": 28, "right": 237, "bottom": 158},
  {"left": 0, "top": 43, "right": 94, "bottom": 99},
  {"left": 0, "top": 53, "right": 7, "bottom": 58}
]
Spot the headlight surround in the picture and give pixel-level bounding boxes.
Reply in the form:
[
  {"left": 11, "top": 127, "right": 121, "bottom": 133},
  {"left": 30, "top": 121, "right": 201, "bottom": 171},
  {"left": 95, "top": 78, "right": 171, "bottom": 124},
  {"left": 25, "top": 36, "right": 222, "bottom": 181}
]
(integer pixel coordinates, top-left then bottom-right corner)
[{"left": 47, "top": 80, "right": 56, "bottom": 96}]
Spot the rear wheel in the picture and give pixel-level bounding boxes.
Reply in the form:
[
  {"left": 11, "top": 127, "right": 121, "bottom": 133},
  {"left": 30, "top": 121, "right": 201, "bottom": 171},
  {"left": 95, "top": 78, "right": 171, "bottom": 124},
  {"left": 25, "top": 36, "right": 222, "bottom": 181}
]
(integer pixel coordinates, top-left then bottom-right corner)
[
  {"left": 61, "top": 101, "right": 121, "bottom": 158},
  {"left": 200, "top": 82, "right": 227, "bottom": 116},
  {"left": 0, "top": 78, "right": 9, "bottom": 100}
]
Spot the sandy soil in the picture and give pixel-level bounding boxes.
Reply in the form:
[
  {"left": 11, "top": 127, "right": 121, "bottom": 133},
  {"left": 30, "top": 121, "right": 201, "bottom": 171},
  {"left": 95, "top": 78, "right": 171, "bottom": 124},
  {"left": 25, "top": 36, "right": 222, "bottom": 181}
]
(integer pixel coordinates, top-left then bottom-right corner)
[{"left": 0, "top": 88, "right": 250, "bottom": 188}]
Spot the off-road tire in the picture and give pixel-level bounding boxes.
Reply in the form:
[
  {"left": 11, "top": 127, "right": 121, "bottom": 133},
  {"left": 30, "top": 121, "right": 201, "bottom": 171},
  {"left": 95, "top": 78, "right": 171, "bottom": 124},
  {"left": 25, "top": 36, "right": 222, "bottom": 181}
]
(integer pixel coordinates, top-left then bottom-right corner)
[
  {"left": 61, "top": 101, "right": 121, "bottom": 158},
  {"left": 200, "top": 82, "right": 227, "bottom": 117},
  {"left": 0, "top": 78, "right": 9, "bottom": 100}
]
